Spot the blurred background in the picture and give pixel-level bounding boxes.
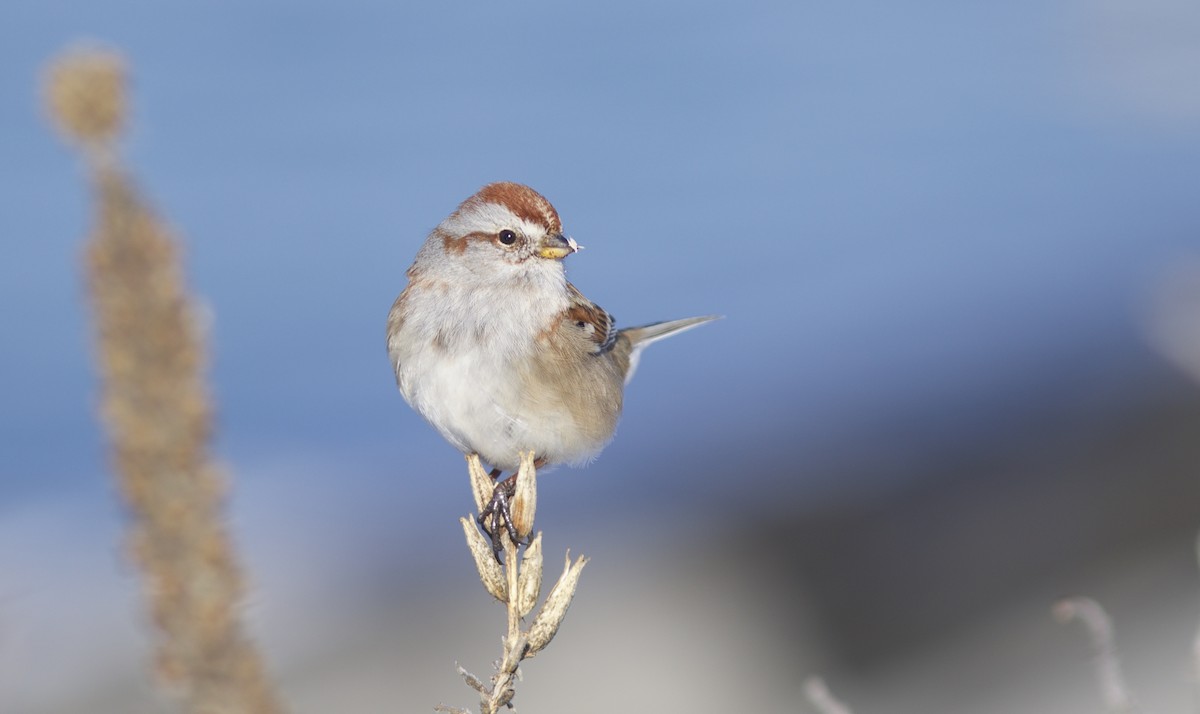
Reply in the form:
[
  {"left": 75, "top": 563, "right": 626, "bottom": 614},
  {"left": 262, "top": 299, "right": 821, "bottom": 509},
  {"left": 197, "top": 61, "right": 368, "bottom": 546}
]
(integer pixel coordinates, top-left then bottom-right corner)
[{"left": 3, "top": 1, "right": 1200, "bottom": 712}]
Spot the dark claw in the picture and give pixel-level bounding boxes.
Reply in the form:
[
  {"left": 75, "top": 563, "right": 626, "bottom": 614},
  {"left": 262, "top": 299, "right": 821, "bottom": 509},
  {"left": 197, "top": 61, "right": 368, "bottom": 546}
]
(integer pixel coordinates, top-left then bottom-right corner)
[{"left": 477, "top": 473, "right": 520, "bottom": 562}]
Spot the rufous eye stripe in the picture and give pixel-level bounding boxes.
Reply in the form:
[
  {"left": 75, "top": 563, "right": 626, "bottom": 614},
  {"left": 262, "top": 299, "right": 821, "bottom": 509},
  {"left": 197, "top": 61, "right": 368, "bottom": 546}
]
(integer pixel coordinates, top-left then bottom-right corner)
[{"left": 439, "top": 229, "right": 520, "bottom": 255}]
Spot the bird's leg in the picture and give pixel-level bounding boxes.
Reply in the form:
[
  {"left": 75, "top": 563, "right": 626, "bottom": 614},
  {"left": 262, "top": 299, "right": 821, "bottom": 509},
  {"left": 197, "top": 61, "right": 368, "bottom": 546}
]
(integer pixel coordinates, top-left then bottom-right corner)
[
  {"left": 475, "top": 459, "right": 547, "bottom": 562},
  {"left": 477, "top": 469, "right": 520, "bottom": 561}
]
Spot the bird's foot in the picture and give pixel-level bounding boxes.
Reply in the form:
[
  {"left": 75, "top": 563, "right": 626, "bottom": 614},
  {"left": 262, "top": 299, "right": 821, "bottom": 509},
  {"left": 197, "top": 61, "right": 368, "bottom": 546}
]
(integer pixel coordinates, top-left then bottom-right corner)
[{"left": 477, "top": 471, "right": 521, "bottom": 562}]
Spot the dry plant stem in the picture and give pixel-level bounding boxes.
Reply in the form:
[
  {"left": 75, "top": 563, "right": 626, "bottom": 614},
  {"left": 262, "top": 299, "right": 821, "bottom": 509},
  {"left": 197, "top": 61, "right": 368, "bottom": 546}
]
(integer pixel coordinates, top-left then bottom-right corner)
[
  {"left": 45, "top": 48, "right": 281, "bottom": 714},
  {"left": 1054, "top": 597, "right": 1139, "bottom": 714},
  {"left": 803, "top": 677, "right": 856, "bottom": 714},
  {"left": 455, "top": 515, "right": 527, "bottom": 713},
  {"left": 477, "top": 534, "right": 528, "bottom": 714},
  {"left": 504, "top": 535, "right": 522, "bottom": 650},
  {"left": 455, "top": 454, "right": 587, "bottom": 714}
]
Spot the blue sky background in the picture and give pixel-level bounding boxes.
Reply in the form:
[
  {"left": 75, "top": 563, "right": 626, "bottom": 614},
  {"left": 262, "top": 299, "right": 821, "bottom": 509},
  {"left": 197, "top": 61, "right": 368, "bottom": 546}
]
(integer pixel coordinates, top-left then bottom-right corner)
[
  {"left": 4, "top": 0, "right": 1200, "bottom": 517},
  {"left": 4, "top": 0, "right": 1199, "bottom": 526},
  {"left": 2, "top": 2, "right": 1200, "bottom": 706}
]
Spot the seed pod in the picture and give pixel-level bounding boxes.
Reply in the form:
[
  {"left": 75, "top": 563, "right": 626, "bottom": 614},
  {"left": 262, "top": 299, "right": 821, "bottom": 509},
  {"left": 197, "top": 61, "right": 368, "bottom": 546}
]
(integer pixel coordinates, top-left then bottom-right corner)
[
  {"left": 526, "top": 552, "right": 588, "bottom": 656},
  {"left": 460, "top": 516, "right": 507, "bottom": 602},
  {"left": 465, "top": 454, "right": 492, "bottom": 515},
  {"left": 517, "top": 532, "right": 543, "bottom": 618},
  {"left": 510, "top": 451, "right": 537, "bottom": 540}
]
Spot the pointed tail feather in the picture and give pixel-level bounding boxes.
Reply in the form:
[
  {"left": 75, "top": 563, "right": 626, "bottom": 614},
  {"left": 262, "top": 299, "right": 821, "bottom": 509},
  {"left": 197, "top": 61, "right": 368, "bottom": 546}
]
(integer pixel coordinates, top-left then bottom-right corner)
[
  {"left": 622, "top": 315, "right": 721, "bottom": 347},
  {"left": 620, "top": 314, "right": 721, "bottom": 384}
]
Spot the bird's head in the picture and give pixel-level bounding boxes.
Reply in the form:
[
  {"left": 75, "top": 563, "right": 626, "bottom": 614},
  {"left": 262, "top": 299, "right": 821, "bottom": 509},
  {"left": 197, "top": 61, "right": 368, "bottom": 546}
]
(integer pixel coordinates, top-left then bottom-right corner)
[{"left": 415, "top": 182, "right": 580, "bottom": 281}]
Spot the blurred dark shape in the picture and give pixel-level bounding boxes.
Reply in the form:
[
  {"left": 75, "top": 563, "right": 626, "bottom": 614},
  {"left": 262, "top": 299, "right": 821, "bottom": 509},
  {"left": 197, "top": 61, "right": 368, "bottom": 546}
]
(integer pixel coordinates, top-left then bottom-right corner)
[{"left": 741, "top": 360, "right": 1200, "bottom": 668}]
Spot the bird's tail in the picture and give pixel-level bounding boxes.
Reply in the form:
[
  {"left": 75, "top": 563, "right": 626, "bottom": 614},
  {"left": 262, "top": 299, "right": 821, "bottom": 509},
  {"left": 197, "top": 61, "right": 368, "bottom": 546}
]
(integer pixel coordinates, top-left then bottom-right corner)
[{"left": 620, "top": 315, "right": 721, "bottom": 384}]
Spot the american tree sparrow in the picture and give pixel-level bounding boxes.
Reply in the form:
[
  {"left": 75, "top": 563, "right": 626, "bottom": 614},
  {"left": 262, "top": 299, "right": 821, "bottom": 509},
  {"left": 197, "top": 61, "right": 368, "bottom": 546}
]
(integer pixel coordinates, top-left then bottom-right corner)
[{"left": 387, "top": 182, "right": 716, "bottom": 551}]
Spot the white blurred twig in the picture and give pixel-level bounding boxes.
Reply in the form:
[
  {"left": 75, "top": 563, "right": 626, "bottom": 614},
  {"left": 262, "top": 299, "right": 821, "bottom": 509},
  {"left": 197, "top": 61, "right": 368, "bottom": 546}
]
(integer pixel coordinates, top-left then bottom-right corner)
[
  {"left": 803, "top": 676, "right": 855, "bottom": 714},
  {"left": 1054, "top": 597, "right": 1140, "bottom": 714}
]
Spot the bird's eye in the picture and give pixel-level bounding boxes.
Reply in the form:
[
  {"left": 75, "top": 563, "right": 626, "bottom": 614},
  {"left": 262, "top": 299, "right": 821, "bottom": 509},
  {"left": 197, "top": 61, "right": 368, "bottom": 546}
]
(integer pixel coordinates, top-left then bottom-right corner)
[{"left": 498, "top": 229, "right": 518, "bottom": 245}]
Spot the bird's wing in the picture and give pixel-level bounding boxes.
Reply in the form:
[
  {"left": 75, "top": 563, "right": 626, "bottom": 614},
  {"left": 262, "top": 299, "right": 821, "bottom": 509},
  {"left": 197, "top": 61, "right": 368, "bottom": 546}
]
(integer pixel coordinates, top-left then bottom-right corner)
[{"left": 564, "top": 282, "right": 619, "bottom": 354}]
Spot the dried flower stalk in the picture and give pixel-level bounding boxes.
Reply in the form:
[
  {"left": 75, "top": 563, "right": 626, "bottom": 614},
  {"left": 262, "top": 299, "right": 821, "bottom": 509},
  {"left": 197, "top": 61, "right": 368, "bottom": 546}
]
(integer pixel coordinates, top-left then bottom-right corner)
[
  {"left": 44, "top": 46, "right": 282, "bottom": 714},
  {"left": 454, "top": 453, "right": 588, "bottom": 714}
]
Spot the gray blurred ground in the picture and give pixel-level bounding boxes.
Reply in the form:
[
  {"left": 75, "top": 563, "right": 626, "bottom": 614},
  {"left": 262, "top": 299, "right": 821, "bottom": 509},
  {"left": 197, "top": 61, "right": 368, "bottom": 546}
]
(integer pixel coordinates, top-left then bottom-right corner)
[{"left": 5, "top": 369, "right": 1198, "bottom": 712}]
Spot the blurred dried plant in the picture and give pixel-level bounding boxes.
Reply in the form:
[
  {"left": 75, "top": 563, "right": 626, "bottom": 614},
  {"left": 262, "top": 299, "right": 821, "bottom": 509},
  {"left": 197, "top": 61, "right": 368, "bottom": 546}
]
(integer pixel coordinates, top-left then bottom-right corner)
[
  {"left": 43, "top": 46, "right": 283, "bottom": 714},
  {"left": 443, "top": 453, "right": 588, "bottom": 714},
  {"left": 1055, "top": 538, "right": 1200, "bottom": 713},
  {"left": 1054, "top": 597, "right": 1140, "bottom": 714},
  {"left": 44, "top": 47, "right": 125, "bottom": 154},
  {"left": 804, "top": 538, "right": 1200, "bottom": 714},
  {"left": 803, "top": 677, "right": 856, "bottom": 714}
]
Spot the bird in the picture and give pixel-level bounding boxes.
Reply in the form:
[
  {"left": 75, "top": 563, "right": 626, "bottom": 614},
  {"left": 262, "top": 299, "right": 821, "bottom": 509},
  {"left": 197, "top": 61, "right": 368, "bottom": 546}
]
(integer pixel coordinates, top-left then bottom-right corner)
[{"left": 386, "top": 182, "right": 716, "bottom": 550}]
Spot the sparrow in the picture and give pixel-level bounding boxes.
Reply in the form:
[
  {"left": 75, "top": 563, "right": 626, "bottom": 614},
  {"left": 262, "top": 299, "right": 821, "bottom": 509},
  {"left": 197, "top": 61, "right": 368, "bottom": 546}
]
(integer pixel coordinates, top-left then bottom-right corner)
[{"left": 386, "top": 182, "right": 716, "bottom": 551}]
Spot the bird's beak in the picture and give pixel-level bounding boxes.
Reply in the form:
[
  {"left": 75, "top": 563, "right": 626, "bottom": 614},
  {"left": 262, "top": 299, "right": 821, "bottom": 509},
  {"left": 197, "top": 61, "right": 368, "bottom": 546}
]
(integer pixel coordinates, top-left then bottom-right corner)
[{"left": 538, "top": 233, "right": 581, "bottom": 260}]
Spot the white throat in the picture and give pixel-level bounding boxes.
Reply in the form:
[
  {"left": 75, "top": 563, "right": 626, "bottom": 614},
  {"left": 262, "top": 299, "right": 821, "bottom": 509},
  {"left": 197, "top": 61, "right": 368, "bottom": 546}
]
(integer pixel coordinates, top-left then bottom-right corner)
[{"left": 407, "top": 254, "right": 568, "bottom": 361}]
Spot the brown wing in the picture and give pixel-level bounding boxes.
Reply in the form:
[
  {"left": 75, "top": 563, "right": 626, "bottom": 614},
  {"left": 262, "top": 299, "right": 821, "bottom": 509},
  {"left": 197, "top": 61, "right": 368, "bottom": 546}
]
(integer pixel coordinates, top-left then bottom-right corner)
[{"left": 565, "top": 282, "right": 618, "bottom": 354}]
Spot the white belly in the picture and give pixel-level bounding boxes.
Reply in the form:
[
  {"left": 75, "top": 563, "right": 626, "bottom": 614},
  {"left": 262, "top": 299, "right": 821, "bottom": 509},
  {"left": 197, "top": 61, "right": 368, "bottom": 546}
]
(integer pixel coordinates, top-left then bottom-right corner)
[
  {"left": 397, "top": 341, "right": 603, "bottom": 471},
  {"left": 399, "top": 347, "right": 522, "bottom": 468},
  {"left": 389, "top": 265, "right": 607, "bottom": 471}
]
